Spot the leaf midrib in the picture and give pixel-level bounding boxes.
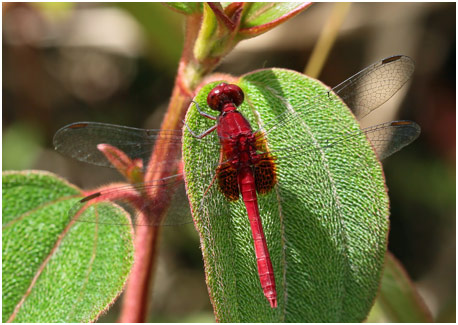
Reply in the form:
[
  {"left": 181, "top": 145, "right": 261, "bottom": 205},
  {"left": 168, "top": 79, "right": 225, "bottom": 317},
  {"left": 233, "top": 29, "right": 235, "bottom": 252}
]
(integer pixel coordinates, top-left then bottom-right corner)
[
  {"left": 247, "top": 83, "right": 354, "bottom": 321},
  {"left": 7, "top": 215, "right": 78, "bottom": 322},
  {"left": 2, "top": 194, "right": 80, "bottom": 229}
]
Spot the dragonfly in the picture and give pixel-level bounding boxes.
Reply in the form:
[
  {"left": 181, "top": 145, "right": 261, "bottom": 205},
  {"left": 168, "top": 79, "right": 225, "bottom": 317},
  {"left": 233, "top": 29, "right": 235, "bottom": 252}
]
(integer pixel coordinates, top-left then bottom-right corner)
[{"left": 53, "top": 55, "right": 421, "bottom": 309}]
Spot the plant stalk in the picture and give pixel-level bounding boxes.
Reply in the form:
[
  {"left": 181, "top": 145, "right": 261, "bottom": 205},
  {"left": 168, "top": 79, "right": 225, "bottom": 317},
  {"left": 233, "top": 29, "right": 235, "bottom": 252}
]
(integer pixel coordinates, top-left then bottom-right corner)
[
  {"left": 118, "top": 13, "right": 211, "bottom": 322},
  {"left": 304, "top": 2, "right": 351, "bottom": 78}
]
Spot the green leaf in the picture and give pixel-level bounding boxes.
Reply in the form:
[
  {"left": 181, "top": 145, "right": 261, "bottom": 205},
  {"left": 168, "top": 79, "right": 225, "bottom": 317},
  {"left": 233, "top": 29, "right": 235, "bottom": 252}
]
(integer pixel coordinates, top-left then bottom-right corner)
[
  {"left": 367, "top": 252, "right": 433, "bottom": 322},
  {"left": 163, "top": 2, "right": 203, "bottom": 15},
  {"left": 239, "top": 2, "right": 312, "bottom": 37},
  {"left": 183, "top": 69, "right": 389, "bottom": 322},
  {"left": 2, "top": 170, "right": 134, "bottom": 322},
  {"left": 194, "top": 3, "right": 221, "bottom": 61}
]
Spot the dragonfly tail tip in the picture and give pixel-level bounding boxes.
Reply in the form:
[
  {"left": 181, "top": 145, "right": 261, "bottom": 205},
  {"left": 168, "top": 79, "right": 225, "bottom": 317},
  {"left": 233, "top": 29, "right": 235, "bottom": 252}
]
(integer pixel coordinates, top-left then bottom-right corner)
[{"left": 268, "top": 297, "right": 278, "bottom": 308}]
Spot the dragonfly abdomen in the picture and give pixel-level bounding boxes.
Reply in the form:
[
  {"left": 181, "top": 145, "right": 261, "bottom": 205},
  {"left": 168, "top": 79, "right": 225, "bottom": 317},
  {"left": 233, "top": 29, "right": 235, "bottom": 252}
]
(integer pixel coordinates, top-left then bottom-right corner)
[{"left": 238, "top": 167, "right": 278, "bottom": 308}]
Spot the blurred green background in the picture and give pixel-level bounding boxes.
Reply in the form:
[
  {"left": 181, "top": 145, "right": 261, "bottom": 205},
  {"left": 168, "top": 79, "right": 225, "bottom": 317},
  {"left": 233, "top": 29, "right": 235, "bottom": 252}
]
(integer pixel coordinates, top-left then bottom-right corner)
[{"left": 2, "top": 2, "right": 455, "bottom": 322}]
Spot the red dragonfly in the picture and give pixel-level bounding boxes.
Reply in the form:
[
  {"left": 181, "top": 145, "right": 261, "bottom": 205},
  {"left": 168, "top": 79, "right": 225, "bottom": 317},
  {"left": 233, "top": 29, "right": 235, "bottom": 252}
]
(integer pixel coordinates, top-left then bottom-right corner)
[{"left": 53, "top": 55, "right": 420, "bottom": 309}]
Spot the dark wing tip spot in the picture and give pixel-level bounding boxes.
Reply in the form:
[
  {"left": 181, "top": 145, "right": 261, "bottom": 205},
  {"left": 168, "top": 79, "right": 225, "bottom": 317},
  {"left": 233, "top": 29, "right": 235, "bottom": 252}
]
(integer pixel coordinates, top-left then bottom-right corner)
[
  {"left": 391, "top": 120, "right": 412, "bottom": 126},
  {"left": 382, "top": 55, "right": 403, "bottom": 64},
  {"left": 80, "top": 192, "right": 101, "bottom": 203},
  {"left": 68, "top": 123, "right": 89, "bottom": 129}
]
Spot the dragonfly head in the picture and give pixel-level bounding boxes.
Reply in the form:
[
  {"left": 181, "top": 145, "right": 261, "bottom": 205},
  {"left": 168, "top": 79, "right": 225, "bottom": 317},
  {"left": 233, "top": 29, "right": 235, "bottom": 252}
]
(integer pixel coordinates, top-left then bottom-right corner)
[{"left": 207, "top": 83, "right": 244, "bottom": 112}]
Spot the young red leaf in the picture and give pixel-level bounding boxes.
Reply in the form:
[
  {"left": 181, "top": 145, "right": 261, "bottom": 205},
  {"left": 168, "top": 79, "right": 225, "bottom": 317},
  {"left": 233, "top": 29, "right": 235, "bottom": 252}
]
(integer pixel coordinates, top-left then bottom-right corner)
[
  {"left": 238, "top": 3, "right": 312, "bottom": 38},
  {"left": 97, "top": 143, "right": 144, "bottom": 184}
]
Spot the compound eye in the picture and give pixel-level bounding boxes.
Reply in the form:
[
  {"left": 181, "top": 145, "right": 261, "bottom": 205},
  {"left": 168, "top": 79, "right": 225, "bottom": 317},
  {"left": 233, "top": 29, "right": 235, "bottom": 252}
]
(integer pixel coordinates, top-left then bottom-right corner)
[
  {"left": 207, "top": 83, "right": 226, "bottom": 111},
  {"left": 225, "top": 84, "right": 244, "bottom": 107},
  {"left": 206, "top": 83, "right": 244, "bottom": 111}
]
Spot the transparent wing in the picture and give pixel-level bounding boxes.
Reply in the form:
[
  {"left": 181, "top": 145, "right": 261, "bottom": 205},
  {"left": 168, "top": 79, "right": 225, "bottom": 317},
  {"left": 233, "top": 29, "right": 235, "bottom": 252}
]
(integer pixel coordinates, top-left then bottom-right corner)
[
  {"left": 54, "top": 121, "right": 222, "bottom": 227},
  {"left": 259, "top": 55, "right": 415, "bottom": 137},
  {"left": 68, "top": 161, "right": 225, "bottom": 227},
  {"left": 357, "top": 120, "right": 420, "bottom": 160},
  {"left": 53, "top": 121, "right": 220, "bottom": 171},
  {"left": 260, "top": 120, "right": 420, "bottom": 161},
  {"left": 332, "top": 55, "right": 414, "bottom": 120},
  {"left": 69, "top": 174, "right": 194, "bottom": 226}
]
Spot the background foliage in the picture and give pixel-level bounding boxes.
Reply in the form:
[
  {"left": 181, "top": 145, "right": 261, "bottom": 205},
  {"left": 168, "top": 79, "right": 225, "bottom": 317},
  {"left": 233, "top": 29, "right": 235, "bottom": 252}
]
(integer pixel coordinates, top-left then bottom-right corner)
[{"left": 2, "top": 2, "right": 455, "bottom": 322}]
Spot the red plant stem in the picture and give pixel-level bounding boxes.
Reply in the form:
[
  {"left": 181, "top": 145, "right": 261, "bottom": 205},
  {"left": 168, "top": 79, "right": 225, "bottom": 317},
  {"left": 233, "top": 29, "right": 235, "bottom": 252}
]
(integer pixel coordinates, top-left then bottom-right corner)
[
  {"left": 118, "top": 225, "right": 160, "bottom": 322},
  {"left": 118, "top": 13, "right": 206, "bottom": 323}
]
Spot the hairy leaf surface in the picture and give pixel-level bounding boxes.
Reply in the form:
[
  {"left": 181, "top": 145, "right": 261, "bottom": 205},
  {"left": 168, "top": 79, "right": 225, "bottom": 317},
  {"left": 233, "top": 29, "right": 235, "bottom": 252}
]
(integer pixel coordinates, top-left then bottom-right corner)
[
  {"left": 2, "top": 171, "right": 134, "bottom": 322},
  {"left": 183, "top": 68, "right": 389, "bottom": 322}
]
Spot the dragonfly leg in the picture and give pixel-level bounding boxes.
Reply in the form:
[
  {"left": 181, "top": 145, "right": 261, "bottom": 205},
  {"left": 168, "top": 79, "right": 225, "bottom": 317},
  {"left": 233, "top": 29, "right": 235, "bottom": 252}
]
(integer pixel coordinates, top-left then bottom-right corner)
[
  {"left": 184, "top": 121, "right": 217, "bottom": 139},
  {"left": 191, "top": 100, "right": 217, "bottom": 120}
]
